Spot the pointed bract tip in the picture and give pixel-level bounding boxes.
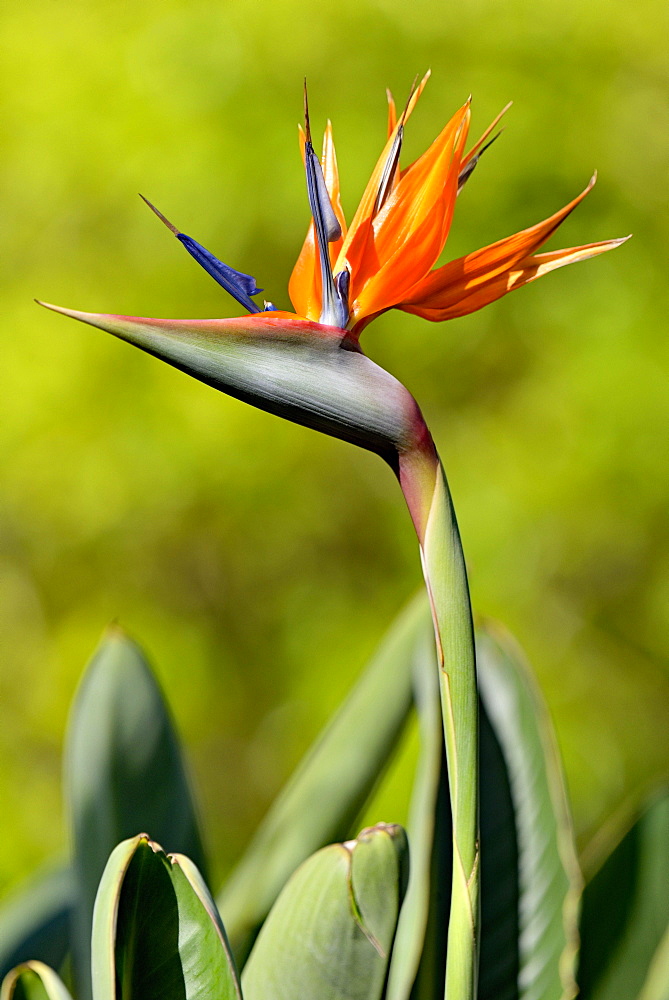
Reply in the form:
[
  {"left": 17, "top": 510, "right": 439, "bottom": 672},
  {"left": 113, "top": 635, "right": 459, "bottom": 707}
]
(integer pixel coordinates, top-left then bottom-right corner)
[
  {"left": 36, "top": 299, "right": 67, "bottom": 314},
  {"left": 36, "top": 301, "right": 130, "bottom": 329},
  {"left": 398, "top": 74, "right": 419, "bottom": 126},
  {"left": 479, "top": 128, "right": 505, "bottom": 156},
  {"left": 303, "top": 77, "right": 312, "bottom": 143},
  {"left": 139, "top": 193, "right": 180, "bottom": 235},
  {"left": 103, "top": 619, "right": 128, "bottom": 641}
]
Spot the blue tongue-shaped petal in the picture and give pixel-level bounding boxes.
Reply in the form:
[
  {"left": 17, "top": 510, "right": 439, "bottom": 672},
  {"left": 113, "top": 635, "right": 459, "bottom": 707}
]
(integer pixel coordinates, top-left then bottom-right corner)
[
  {"left": 140, "top": 195, "right": 263, "bottom": 314},
  {"left": 176, "top": 234, "right": 262, "bottom": 312}
]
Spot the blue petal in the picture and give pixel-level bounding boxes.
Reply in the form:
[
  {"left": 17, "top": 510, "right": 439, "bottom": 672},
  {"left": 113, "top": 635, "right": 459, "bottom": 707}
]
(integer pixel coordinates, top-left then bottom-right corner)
[{"left": 177, "top": 234, "right": 262, "bottom": 314}]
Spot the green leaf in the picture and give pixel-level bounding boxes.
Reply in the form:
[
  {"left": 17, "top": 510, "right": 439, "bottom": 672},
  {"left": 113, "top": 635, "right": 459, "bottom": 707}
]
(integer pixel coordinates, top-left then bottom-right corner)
[
  {"left": 65, "top": 628, "right": 207, "bottom": 1000},
  {"left": 386, "top": 622, "right": 451, "bottom": 1000},
  {"left": 476, "top": 623, "right": 581, "bottom": 1000},
  {"left": 241, "top": 824, "right": 408, "bottom": 1000},
  {"left": 0, "top": 867, "right": 73, "bottom": 982},
  {"left": 218, "top": 597, "right": 421, "bottom": 962},
  {"left": 578, "top": 788, "right": 669, "bottom": 1000},
  {"left": 638, "top": 922, "right": 669, "bottom": 1000},
  {"left": 91, "top": 835, "right": 242, "bottom": 1000},
  {"left": 1, "top": 961, "right": 73, "bottom": 1000}
]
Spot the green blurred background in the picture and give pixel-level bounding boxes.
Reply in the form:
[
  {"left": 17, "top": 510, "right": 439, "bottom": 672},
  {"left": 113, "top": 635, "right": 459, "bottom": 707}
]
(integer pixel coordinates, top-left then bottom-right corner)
[{"left": 1, "top": 0, "right": 667, "bottom": 895}]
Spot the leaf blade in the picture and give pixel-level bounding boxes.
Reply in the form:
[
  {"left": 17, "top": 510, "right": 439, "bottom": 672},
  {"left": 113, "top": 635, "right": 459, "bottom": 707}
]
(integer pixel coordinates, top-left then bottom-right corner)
[
  {"left": 66, "top": 629, "right": 207, "bottom": 999},
  {"left": 578, "top": 788, "right": 669, "bottom": 1000},
  {"left": 476, "top": 623, "right": 582, "bottom": 1000}
]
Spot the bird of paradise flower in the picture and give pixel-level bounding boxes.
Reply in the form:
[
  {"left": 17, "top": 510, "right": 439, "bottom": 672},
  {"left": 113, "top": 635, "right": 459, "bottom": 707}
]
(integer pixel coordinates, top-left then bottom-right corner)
[{"left": 40, "top": 73, "right": 626, "bottom": 1000}]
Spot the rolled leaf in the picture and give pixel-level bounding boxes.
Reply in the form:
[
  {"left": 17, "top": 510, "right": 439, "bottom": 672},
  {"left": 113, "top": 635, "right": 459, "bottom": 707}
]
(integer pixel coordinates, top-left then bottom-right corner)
[
  {"left": 219, "top": 596, "right": 423, "bottom": 961},
  {"left": 476, "top": 623, "right": 582, "bottom": 1000},
  {"left": 0, "top": 867, "right": 73, "bottom": 982},
  {"left": 91, "top": 835, "right": 241, "bottom": 1000},
  {"left": 65, "top": 628, "right": 207, "bottom": 1000},
  {"left": 0, "top": 961, "right": 73, "bottom": 1000},
  {"left": 241, "top": 824, "right": 409, "bottom": 1000},
  {"left": 578, "top": 788, "right": 669, "bottom": 1000}
]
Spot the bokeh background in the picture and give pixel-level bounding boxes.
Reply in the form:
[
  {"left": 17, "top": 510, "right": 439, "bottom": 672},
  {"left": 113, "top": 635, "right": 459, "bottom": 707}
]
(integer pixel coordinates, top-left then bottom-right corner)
[{"left": 1, "top": 0, "right": 667, "bottom": 895}]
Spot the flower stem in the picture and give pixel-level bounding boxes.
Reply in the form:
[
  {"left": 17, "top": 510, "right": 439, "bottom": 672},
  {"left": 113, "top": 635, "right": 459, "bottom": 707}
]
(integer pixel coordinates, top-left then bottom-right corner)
[{"left": 398, "top": 437, "right": 479, "bottom": 1000}]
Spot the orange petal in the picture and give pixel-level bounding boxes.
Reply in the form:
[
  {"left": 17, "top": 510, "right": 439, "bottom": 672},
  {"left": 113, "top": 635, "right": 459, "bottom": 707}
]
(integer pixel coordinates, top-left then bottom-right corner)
[
  {"left": 322, "top": 120, "right": 347, "bottom": 244},
  {"left": 349, "top": 103, "right": 471, "bottom": 321},
  {"left": 387, "top": 88, "right": 397, "bottom": 139},
  {"left": 370, "top": 101, "right": 470, "bottom": 268},
  {"left": 400, "top": 174, "right": 600, "bottom": 314},
  {"left": 399, "top": 237, "right": 628, "bottom": 321},
  {"left": 336, "top": 70, "right": 431, "bottom": 274}
]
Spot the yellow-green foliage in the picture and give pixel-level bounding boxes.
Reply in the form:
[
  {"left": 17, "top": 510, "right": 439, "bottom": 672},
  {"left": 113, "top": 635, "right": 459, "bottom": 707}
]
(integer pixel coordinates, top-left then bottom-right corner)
[{"left": 1, "top": 0, "right": 667, "bottom": 893}]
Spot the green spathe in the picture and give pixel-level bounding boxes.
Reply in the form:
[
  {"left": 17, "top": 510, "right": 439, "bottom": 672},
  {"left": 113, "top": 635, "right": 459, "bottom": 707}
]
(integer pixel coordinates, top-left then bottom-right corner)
[{"left": 37, "top": 306, "right": 427, "bottom": 468}]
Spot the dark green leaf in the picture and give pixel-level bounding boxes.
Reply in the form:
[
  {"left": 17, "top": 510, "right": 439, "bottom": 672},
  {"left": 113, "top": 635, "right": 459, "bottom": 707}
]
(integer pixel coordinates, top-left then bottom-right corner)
[
  {"left": 476, "top": 624, "right": 581, "bottom": 1000},
  {"left": 242, "top": 824, "right": 408, "bottom": 1000},
  {"left": 0, "top": 868, "right": 73, "bottom": 982},
  {"left": 219, "top": 597, "right": 422, "bottom": 962},
  {"left": 578, "top": 788, "right": 669, "bottom": 1000},
  {"left": 65, "top": 628, "right": 207, "bottom": 1000}
]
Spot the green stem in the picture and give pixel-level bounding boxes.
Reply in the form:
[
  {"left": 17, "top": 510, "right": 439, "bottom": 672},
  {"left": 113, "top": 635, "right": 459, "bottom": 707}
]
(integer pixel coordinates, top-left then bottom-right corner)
[{"left": 398, "top": 436, "right": 479, "bottom": 1000}]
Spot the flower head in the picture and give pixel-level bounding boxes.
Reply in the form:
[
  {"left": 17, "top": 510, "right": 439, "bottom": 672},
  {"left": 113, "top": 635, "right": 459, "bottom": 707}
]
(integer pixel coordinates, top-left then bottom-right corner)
[
  {"left": 129, "top": 74, "right": 624, "bottom": 341},
  {"left": 40, "top": 76, "right": 626, "bottom": 489},
  {"left": 288, "top": 73, "right": 626, "bottom": 336}
]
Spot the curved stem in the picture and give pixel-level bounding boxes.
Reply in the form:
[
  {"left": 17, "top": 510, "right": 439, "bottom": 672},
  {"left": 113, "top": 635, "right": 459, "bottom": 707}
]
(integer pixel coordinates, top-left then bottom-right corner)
[{"left": 398, "top": 435, "right": 479, "bottom": 1000}]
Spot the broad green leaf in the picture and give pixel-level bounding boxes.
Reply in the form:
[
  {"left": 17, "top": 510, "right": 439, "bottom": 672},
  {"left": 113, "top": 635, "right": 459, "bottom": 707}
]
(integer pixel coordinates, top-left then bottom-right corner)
[
  {"left": 578, "top": 788, "right": 669, "bottom": 1000},
  {"left": 242, "top": 824, "right": 408, "bottom": 1000},
  {"left": 0, "top": 867, "right": 73, "bottom": 982},
  {"left": 91, "top": 835, "right": 241, "bottom": 1000},
  {"left": 1, "top": 961, "right": 73, "bottom": 1000},
  {"left": 65, "top": 628, "right": 207, "bottom": 999},
  {"left": 386, "top": 622, "right": 451, "bottom": 1000},
  {"left": 219, "top": 597, "right": 421, "bottom": 961},
  {"left": 638, "top": 922, "right": 669, "bottom": 1000},
  {"left": 476, "top": 624, "right": 581, "bottom": 1000}
]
